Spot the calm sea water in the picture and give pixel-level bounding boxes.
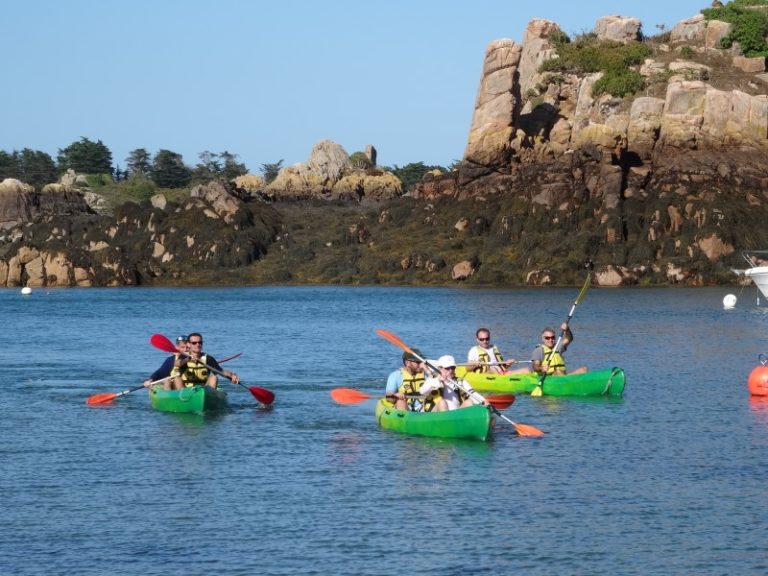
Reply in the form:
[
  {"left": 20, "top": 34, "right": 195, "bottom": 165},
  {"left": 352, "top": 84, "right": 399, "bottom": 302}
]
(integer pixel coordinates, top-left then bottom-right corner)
[{"left": 2, "top": 285, "right": 766, "bottom": 575}]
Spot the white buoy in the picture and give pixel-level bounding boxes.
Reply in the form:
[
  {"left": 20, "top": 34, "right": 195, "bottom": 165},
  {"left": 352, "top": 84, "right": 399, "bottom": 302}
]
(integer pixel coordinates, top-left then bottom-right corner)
[
  {"left": 723, "top": 293, "right": 737, "bottom": 309},
  {"left": 20, "top": 286, "right": 32, "bottom": 295}
]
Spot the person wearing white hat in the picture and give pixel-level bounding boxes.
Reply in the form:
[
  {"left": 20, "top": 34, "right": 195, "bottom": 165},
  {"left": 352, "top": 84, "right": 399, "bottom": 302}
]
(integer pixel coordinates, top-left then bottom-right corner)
[{"left": 420, "top": 355, "right": 478, "bottom": 411}]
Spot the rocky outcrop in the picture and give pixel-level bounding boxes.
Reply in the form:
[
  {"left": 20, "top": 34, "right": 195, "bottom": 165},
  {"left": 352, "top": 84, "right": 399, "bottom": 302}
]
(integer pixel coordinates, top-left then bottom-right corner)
[
  {"left": 0, "top": 177, "right": 92, "bottom": 231},
  {"left": 460, "top": 39, "right": 522, "bottom": 181},
  {"left": 411, "top": 9, "right": 768, "bottom": 286},
  {"left": 266, "top": 139, "right": 402, "bottom": 201},
  {"left": 0, "top": 181, "right": 280, "bottom": 287}
]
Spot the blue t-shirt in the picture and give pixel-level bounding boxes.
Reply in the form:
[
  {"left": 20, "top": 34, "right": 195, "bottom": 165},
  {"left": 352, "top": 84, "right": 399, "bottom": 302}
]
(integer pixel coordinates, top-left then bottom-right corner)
[{"left": 385, "top": 369, "right": 404, "bottom": 395}]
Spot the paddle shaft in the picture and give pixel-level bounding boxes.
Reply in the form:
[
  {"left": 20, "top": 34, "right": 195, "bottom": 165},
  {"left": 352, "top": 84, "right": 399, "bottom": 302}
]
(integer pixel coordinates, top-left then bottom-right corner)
[
  {"left": 535, "top": 273, "right": 591, "bottom": 393},
  {"left": 86, "top": 375, "right": 171, "bottom": 405}
]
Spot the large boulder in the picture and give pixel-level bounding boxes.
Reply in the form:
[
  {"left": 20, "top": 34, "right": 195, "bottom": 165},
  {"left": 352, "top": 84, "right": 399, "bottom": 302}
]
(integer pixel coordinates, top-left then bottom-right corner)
[
  {"left": 594, "top": 15, "right": 642, "bottom": 44},
  {"left": 267, "top": 140, "right": 352, "bottom": 198}
]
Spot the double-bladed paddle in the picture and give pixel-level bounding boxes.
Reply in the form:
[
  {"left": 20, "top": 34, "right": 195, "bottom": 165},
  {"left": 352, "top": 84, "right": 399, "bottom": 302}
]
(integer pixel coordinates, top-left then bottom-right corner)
[
  {"left": 85, "top": 350, "right": 243, "bottom": 406},
  {"left": 531, "top": 271, "right": 591, "bottom": 397},
  {"left": 330, "top": 387, "right": 516, "bottom": 409},
  {"left": 375, "top": 329, "right": 544, "bottom": 437},
  {"left": 150, "top": 334, "right": 275, "bottom": 406}
]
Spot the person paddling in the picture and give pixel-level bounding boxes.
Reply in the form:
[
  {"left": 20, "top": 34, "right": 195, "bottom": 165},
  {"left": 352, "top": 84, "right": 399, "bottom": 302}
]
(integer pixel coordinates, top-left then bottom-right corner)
[
  {"left": 171, "top": 332, "right": 239, "bottom": 390},
  {"left": 467, "top": 328, "right": 529, "bottom": 375},
  {"left": 385, "top": 349, "right": 435, "bottom": 411},
  {"left": 420, "top": 355, "right": 483, "bottom": 411},
  {"left": 144, "top": 335, "right": 188, "bottom": 390},
  {"left": 531, "top": 324, "right": 587, "bottom": 376}
]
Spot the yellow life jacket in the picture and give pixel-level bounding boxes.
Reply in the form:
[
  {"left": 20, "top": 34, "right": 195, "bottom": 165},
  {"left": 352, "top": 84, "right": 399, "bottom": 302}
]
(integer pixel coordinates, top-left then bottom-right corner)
[
  {"left": 180, "top": 354, "right": 210, "bottom": 386},
  {"left": 472, "top": 345, "right": 504, "bottom": 373},
  {"left": 539, "top": 345, "right": 566, "bottom": 374},
  {"left": 397, "top": 368, "right": 441, "bottom": 412}
]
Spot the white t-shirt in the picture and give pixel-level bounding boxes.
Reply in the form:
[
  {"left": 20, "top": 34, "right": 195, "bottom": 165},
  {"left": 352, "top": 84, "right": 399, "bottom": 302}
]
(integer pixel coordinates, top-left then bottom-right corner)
[{"left": 420, "top": 377, "right": 466, "bottom": 410}]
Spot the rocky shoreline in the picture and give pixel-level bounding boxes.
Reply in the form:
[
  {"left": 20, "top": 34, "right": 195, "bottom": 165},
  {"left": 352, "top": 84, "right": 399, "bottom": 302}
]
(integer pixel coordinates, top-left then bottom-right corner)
[{"left": 2, "top": 8, "right": 767, "bottom": 288}]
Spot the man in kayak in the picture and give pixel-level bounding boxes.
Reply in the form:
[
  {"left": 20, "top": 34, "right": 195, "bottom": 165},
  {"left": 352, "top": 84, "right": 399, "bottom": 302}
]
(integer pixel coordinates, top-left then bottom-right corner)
[
  {"left": 385, "top": 349, "right": 436, "bottom": 411},
  {"left": 531, "top": 324, "right": 587, "bottom": 375},
  {"left": 466, "top": 328, "right": 529, "bottom": 374},
  {"left": 171, "top": 332, "right": 239, "bottom": 390},
  {"left": 421, "top": 355, "right": 485, "bottom": 410},
  {"left": 144, "top": 335, "right": 188, "bottom": 389}
]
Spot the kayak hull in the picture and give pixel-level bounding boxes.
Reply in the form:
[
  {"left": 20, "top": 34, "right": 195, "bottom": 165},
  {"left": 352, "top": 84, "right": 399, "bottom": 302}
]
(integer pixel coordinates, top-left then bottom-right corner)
[
  {"left": 374, "top": 399, "right": 493, "bottom": 441},
  {"left": 149, "top": 385, "right": 229, "bottom": 414},
  {"left": 456, "top": 367, "right": 626, "bottom": 397}
]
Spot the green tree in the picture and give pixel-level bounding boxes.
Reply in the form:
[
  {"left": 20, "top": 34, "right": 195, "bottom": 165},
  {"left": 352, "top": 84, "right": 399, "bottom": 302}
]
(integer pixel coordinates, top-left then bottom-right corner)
[
  {"left": 349, "top": 151, "right": 373, "bottom": 169},
  {"left": 57, "top": 137, "right": 113, "bottom": 175},
  {"left": 0, "top": 150, "right": 17, "bottom": 180},
  {"left": 220, "top": 151, "right": 247, "bottom": 180},
  {"left": 260, "top": 159, "right": 284, "bottom": 183},
  {"left": 126, "top": 148, "right": 152, "bottom": 178},
  {"left": 18, "top": 149, "right": 58, "bottom": 190},
  {"left": 385, "top": 162, "right": 444, "bottom": 193},
  {"left": 0, "top": 148, "right": 58, "bottom": 190},
  {"left": 150, "top": 149, "right": 192, "bottom": 188}
]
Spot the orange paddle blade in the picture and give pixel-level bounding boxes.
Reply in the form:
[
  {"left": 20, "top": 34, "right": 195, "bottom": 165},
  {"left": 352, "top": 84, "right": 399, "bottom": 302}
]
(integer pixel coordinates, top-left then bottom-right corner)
[
  {"left": 512, "top": 422, "right": 545, "bottom": 437},
  {"left": 375, "top": 329, "right": 412, "bottom": 354},
  {"left": 330, "top": 388, "right": 372, "bottom": 405},
  {"left": 86, "top": 393, "right": 118, "bottom": 405}
]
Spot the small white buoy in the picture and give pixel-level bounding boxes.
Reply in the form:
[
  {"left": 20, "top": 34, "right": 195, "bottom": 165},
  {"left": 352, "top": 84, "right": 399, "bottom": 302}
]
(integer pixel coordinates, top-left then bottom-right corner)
[
  {"left": 20, "top": 286, "right": 32, "bottom": 295},
  {"left": 723, "top": 293, "right": 737, "bottom": 309}
]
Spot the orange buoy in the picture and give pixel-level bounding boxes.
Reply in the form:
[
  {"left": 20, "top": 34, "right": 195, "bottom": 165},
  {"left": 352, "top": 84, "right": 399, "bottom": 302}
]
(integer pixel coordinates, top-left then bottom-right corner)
[{"left": 748, "top": 365, "right": 768, "bottom": 396}]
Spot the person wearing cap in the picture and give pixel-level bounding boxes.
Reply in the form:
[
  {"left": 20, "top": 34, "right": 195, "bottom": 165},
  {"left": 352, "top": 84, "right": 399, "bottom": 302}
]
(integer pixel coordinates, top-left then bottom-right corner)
[
  {"left": 172, "top": 332, "right": 239, "bottom": 390},
  {"left": 467, "top": 328, "right": 529, "bottom": 375},
  {"left": 385, "top": 348, "right": 433, "bottom": 411},
  {"left": 144, "top": 335, "right": 189, "bottom": 389},
  {"left": 421, "top": 355, "right": 481, "bottom": 411}
]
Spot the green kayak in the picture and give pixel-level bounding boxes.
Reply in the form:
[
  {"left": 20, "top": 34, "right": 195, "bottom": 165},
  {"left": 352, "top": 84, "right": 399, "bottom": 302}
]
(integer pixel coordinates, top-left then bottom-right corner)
[
  {"left": 149, "top": 385, "right": 229, "bottom": 414},
  {"left": 374, "top": 399, "right": 494, "bottom": 441},
  {"left": 455, "top": 367, "right": 625, "bottom": 397}
]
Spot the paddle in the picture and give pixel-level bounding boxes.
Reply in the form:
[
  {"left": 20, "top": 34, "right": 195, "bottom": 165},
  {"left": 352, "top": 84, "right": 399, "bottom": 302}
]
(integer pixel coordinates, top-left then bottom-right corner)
[
  {"left": 86, "top": 376, "right": 171, "bottom": 405},
  {"left": 86, "top": 350, "right": 240, "bottom": 406},
  {"left": 375, "top": 329, "right": 544, "bottom": 437},
  {"left": 531, "top": 271, "right": 592, "bottom": 397},
  {"left": 330, "top": 387, "right": 516, "bottom": 409},
  {"left": 150, "top": 334, "right": 275, "bottom": 406},
  {"left": 218, "top": 352, "right": 243, "bottom": 363}
]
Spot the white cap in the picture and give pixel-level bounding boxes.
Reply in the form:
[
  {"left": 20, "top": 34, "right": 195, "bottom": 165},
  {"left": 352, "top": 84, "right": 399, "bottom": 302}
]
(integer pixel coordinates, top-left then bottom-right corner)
[{"left": 437, "top": 355, "right": 457, "bottom": 368}]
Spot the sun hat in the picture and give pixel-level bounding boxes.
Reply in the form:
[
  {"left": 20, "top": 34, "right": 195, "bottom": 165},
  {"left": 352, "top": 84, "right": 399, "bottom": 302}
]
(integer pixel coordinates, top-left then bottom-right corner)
[
  {"left": 402, "top": 348, "right": 423, "bottom": 362},
  {"left": 437, "top": 355, "right": 457, "bottom": 369}
]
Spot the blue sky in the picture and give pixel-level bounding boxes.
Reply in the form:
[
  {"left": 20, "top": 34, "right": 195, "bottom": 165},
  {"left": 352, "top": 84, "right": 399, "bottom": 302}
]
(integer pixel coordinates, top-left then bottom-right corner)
[{"left": 3, "top": 0, "right": 709, "bottom": 173}]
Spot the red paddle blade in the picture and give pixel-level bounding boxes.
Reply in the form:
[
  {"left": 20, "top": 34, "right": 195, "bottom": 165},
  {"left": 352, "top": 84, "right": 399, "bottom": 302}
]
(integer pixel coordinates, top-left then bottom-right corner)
[
  {"left": 249, "top": 386, "right": 275, "bottom": 405},
  {"left": 150, "top": 333, "right": 178, "bottom": 353},
  {"left": 330, "top": 388, "right": 372, "bottom": 405},
  {"left": 86, "top": 393, "right": 118, "bottom": 405},
  {"left": 487, "top": 394, "right": 515, "bottom": 410}
]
